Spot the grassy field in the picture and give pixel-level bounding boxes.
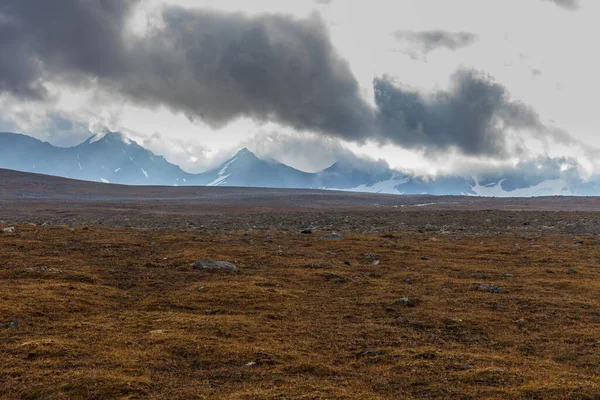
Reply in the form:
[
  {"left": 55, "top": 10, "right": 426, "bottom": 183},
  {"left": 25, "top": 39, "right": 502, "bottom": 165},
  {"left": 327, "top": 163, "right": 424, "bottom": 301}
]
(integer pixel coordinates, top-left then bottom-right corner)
[{"left": 2, "top": 224, "right": 600, "bottom": 399}]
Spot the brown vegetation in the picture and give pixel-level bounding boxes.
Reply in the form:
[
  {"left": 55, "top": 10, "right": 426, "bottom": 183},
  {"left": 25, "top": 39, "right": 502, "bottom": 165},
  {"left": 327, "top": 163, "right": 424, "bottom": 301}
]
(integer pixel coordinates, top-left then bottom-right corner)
[{"left": 2, "top": 224, "right": 600, "bottom": 398}]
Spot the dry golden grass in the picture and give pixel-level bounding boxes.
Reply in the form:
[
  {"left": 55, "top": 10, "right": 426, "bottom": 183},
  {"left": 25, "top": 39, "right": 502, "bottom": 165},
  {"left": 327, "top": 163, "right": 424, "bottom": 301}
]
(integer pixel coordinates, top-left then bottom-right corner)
[{"left": 2, "top": 225, "right": 600, "bottom": 399}]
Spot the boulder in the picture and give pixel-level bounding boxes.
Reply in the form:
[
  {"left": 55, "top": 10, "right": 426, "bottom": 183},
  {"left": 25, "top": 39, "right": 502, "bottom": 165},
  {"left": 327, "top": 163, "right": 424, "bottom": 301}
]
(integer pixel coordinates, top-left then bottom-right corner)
[{"left": 191, "top": 260, "right": 238, "bottom": 274}]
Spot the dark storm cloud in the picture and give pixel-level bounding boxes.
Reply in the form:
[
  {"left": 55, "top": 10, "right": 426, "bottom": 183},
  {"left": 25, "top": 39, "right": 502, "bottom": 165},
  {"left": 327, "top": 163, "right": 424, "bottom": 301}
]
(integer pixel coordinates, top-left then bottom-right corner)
[
  {"left": 374, "top": 69, "right": 552, "bottom": 156},
  {"left": 0, "top": 1, "right": 373, "bottom": 140},
  {"left": 393, "top": 30, "right": 479, "bottom": 54},
  {"left": 0, "top": 0, "right": 139, "bottom": 99},
  {"left": 542, "top": 0, "right": 580, "bottom": 10},
  {"left": 122, "top": 7, "right": 374, "bottom": 139},
  {"left": 0, "top": 1, "right": 573, "bottom": 158}
]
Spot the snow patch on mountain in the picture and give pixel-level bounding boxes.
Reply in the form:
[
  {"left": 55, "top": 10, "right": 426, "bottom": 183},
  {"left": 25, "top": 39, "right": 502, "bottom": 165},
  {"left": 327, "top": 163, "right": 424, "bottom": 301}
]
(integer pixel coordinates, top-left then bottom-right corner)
[
  {"left": 208, "top": 174, "right": 230, "bottom": 186},
  {"left": 332, "top": 175, "right": 410, "bottom": 194},
  {"left": 219, "top": 157, "right": 237, "bottom": 175},
  {"left": 471, "top": 179, "right": 572, "bottom": 197},
  {"left": 141, "top": 168, "right": 148, "bottom": 178}
]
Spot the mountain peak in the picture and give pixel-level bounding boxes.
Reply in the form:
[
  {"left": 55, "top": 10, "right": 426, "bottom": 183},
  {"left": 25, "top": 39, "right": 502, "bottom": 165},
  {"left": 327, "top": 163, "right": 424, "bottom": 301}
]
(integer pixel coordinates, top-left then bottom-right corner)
[
  {"left": 235, "top": 147, "right": 255, "bottom": 157},
  {"left": 84, "top": 131, "right": 133, "bottom": 146}
]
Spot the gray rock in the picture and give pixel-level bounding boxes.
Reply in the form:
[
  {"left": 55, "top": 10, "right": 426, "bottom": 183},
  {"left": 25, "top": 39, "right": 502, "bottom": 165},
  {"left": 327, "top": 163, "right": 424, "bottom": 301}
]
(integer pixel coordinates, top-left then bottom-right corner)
[
  {"left": 567, "top": 268, "right": 577, "bottom": 274},
  {"left": 300, "top": 229, "right": 313, "bottom": 234},
  {"left": 1, "top": 227, "right": 17, "bottom": 233},
  {"left": 8, "top": 321, "right": 17, "bottom": 329},
  {"left": 321, "top": 232, "right": 345, "bottom": 240},
  {"left": 395, "top": 297, "right": 419, "bottom": 307},
  {"left": 191, "top": 260, "right": 238, "bottom": 274},
  {"left": 360, "top": 350, "right": 385, "bottom": 357},
  {"left": 478, "top": 284, "right": 503, "bottom": 293}
]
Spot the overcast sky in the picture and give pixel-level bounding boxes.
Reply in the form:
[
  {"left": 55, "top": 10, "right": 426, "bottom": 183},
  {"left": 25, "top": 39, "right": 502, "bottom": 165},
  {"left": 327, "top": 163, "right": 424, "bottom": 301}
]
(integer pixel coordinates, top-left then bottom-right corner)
[{"left": 0, "top": 0, "right": 597, "bottom": 175}]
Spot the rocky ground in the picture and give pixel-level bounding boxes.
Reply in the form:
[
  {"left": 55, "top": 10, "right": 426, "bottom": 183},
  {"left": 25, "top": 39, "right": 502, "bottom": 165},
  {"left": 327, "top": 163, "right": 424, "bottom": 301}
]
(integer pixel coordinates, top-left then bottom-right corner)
[{"left": 3, "top": 169, "right": 600, "bottom": 398}]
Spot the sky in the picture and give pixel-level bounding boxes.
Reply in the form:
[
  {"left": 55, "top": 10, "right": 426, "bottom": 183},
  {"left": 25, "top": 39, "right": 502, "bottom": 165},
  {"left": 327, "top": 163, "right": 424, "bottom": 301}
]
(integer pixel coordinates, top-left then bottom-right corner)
[{"left": 0, "top": 0, "right": 598, "bottom": 176}]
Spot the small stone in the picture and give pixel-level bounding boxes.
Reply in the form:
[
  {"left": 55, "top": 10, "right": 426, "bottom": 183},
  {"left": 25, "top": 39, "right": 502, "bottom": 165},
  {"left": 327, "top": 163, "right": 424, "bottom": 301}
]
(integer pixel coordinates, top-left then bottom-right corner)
[
  {"left": 321, "top": 232, "right": 344, "bottom": 240},
  {"left": 1, "top": 227, "right": 17, "bottom": 234},
  {"left": 344, "top": 261, "right": 351, "bottom": 266},
  {"left": 360, "top": 350, "right": 385, "bottom": 357},
  {"left": 68, "top": 228, "right": 76, "bottom": 232},
  {"left": 461, "top": 363, "right": 474, "bottom": 370},
  {"left": 150, "top": 242, "right": 156, "bottom": 246},
  {"left": 504, "top": 273, "right": 514, "bottom": 277},
  {"left": 372, "top": 260, "right": 380, "bottom": 266},
  {"left": 478, "top": 284, "right": 503, "bottom": 293},
  {"left": 300, "top": 229, "right": 313, "bottom": 234},
  {"left": 403, "top": 278, "right": 413, "bottom": 284},
  {"left": 197, "top": 285, "right": 205, "bottom": 292},
  {"left": 567, "top": 269, "right": 577, "bottom": 274},
  {"left": 395, "top": 297, "right": 419, "bottom": 307},
  {"left": 191, "top": 260, "right": 238, "bottom": 274},
  {"left": 245, "top": 361, "right": 257, "bottom": 367},
  {"left": 8, "top": 321, "right": 17, "bottom": 329}
]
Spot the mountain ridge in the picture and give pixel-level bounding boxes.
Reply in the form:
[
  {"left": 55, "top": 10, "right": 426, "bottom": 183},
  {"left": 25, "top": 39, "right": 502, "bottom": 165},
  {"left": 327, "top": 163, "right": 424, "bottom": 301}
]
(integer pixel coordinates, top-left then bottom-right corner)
[{"left": 0, "top": 131, "right": 597, "bottom": 196}]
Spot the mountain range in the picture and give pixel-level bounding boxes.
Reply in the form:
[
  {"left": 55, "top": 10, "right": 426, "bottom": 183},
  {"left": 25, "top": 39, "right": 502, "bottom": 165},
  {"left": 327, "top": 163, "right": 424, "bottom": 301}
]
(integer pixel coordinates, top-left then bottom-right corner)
[{"left": 1, "top": 131, "right": 598, "bottom": 196}]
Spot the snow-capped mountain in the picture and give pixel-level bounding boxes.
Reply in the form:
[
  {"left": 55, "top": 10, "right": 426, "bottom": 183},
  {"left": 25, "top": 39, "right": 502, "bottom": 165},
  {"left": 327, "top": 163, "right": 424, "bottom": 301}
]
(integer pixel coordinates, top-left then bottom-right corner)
[
  {"left": 1, "top": 131, "right": 598, "bottom": 196},
  {"left": 0, "top": 132, "right": 194, "bottom": 185},
  {"left": 196, "top": 148, "right": 314, "bottom": 188}
]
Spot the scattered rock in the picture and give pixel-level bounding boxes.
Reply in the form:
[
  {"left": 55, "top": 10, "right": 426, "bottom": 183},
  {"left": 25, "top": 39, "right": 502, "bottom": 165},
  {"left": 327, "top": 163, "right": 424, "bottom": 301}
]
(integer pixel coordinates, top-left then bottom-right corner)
[
  {"left": 191, "top": 260, "right": 238, "bottom": 274},
  {"left": 1, "top": 227, "right": 17, "bottom": 233},
  {"left": 68, "top": 228, "right": 76, "bottom": 232},
  {"left": 321, "top": 232, "right": 344, "bottom": 240},
  {"left": 322, "top": 272, "right": 347, "bottom": 284},
  {"left": 8, "top": 321, "right": 17, "bottom": 329},
  {"left": 567, "top": 268, "right": 578, "bottom": 274},
  {"left": 366, "top": 253, "right": 380, "bottom": 260},
  {"left": 245, "top": 361, "right": 257, "bottom": 367},
  {"left": 197, "top": 285, "right": 205, "bottom": 292},
  {"left": 461, "top": 363, "right": 474, "bottom": 370},
  {"left": 395, "top": 297, "right": 419, "bottom": 307},
  {"left": 360, "top": 350, "right": 385, "bottom": 357},
  {"left": 372, "top": 260, "right": 380, "bottom": 266},
  {"left": 150, "top": 241, "right": 156, "bottom": 246},
  {"left": 300, "top": 229, "right": 313, "bottom": 234},
  {"left": 477, "top": 284, "right": 503, "bottom": 293},
  {"left": 344, "top": 261, "right": 351, "bottom": 266},
  {"left": 420, "top": 256, "right": 430, "bottom": 261},
  {"left": 256, "top": 282, "right": 279, "bottom": 287},
  {"left": 403, "top": 278, "right": 413, "bottom": 284},
  {"left": 504, "top": 273, "right": 514, "bottom": 278}
]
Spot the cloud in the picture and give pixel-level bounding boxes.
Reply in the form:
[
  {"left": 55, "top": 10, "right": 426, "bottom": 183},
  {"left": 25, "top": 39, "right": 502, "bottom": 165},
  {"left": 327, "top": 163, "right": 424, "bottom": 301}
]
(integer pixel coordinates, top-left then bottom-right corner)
[
  {"left": 0, "top": 1, "right": 374, "bottom": 141},
  {"left": 542, "top": 0, "right": 580, "bottom": 10},
  {"left": 393, "top": 30, "right": 479, "bottom": 57},
  {"left": 0, "top": 0, "right": 139, "bottom": 99},
  {"left": 373, "top": 69, "right": 560, "bottom": 157},
  {"left": 0, "top": 1, "right": 581, "bottom": 161}
]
